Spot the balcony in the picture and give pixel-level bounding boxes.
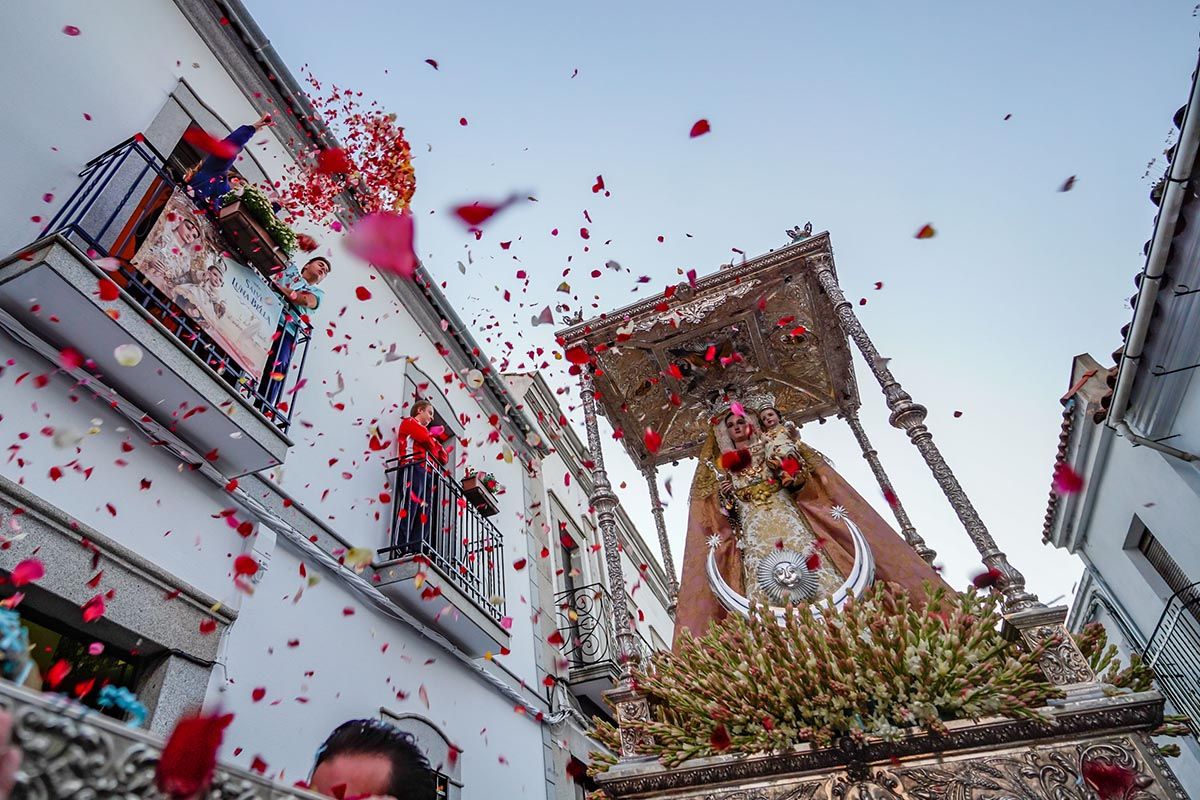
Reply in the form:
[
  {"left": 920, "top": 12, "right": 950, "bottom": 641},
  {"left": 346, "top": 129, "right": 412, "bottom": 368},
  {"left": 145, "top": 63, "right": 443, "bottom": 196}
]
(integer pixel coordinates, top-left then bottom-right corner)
[
  {"left": 0, "top": 137, "right": 311, "bottom": 475},
  {"left": 1143, "top": 581, "right": 1200, "bottom": 729},
  {"left": 554, "top": 582, "right": 652, "bottom": 711},
  {"left": 375, "top": 456, "right": 509, "bottom": 657}
]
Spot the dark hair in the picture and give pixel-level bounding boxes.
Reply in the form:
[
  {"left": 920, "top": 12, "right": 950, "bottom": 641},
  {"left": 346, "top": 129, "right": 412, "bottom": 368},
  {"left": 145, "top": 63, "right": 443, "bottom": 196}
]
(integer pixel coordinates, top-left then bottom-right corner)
[
  {"left": 313, "top": 719, "right": 436, "bottom": 800},
  {"left": 412, "top": 399, "right": 433, "bottom": 416},
  {"left": 306, "top": 255, "right": 332, "bottom": 272}
]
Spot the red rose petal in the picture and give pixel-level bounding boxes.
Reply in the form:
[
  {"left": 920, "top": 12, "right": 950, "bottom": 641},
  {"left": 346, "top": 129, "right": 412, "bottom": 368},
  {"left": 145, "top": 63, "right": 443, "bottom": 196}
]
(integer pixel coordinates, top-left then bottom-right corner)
[
  {"left": 914, "top": 223, "right": 936, "bottom": 240},
  {"left": 315, "top": 147, "right": 352, "bottom": 175},
  {"left": 345, "top": 211, "right": 417, "bottom": 278},
  {"left": 709, "top": 724, "right": 731, "bottom": 750},
  {"left": 62, "top": 25, "right": 81, "bottom": 36},
  {"left": 81, "top": 594, "right": 105, "bottom": 623},
  {"left": 233, "top": 554, "right": 258, "bottom": 577},
  {"left": 156, "top": 711, "right": 233, "bottom": 798},
  {"left": 182, "top": 128, "right": 239, "bottom": 160},
  {"left": 643, "top": 427, "right": 662, "bottom": 454},
  {"left": 11, "top": 558, "right": 44, "bottom": 587},
  {"left": 689, "top": 119, "right": 711, "bottom": 138},
  {"left": 1052, "top": 462, "right": 1084, "bottom": 495}
]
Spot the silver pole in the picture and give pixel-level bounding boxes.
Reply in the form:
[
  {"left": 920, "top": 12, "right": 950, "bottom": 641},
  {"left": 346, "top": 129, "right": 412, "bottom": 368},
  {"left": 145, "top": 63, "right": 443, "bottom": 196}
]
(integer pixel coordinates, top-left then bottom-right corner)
[{"left": 641, "top": 463, "right": 680, "bottom": 614}]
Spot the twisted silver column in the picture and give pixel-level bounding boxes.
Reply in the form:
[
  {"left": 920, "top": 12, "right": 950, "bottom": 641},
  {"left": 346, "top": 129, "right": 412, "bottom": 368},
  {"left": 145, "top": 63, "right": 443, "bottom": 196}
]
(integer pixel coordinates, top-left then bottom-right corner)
[
  {"left": 842, "top": 405, "right": 937, "bottom": 565},
  {"left": 641, "top": 463, "right": 680, "bottom": 614}
]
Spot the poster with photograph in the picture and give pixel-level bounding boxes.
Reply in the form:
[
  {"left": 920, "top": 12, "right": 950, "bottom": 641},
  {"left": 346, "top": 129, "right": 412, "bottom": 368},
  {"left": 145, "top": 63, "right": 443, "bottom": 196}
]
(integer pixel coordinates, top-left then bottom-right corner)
[{"left": 132, "top": 188, "right": 284, "bottom": 376}]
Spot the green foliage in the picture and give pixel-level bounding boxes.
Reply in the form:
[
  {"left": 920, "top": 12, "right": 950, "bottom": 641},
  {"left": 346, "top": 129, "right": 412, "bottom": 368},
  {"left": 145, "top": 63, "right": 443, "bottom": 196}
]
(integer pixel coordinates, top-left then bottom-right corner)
[
  {"left": 590, "top": 585, "right": 1059, "bottom": 771},
  {"left": 221, "top": 184, "right": 298, "bottom": 257},
  {"left": 1073, "top": 621, "right": 1154, "bottom": 693}
]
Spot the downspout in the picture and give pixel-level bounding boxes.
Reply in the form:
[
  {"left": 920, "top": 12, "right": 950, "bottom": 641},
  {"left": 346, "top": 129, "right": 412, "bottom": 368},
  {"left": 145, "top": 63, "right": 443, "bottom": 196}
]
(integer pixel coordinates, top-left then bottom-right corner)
[{"left": 1106, "top": 48, "right": 1200, "bottom": 465}]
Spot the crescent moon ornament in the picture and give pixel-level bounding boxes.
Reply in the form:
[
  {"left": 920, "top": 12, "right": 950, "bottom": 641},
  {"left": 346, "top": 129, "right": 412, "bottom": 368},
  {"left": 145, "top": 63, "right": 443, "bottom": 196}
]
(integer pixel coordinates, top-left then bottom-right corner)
[{"left": 707, "top": 507, "right": 875, "bottom": 623}]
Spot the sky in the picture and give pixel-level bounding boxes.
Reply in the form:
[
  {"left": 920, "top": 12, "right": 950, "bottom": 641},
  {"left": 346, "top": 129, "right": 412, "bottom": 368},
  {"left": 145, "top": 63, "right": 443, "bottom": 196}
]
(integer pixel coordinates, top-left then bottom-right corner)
[{"left": 250, "top": 0, "right": 1200, "bottom": 606}]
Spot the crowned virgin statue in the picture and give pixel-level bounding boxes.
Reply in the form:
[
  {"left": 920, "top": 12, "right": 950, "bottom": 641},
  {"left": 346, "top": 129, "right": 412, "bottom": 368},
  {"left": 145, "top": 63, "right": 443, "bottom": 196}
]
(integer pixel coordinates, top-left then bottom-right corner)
[{"left": 674, "top": 393, "right": 949, "bottom": 646}]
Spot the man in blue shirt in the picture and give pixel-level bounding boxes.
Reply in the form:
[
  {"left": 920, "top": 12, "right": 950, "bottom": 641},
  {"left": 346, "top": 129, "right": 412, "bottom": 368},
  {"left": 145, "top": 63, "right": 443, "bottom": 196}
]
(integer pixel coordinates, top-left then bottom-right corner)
[
  {"left": 262, "top": 256, "right": 331, "bottom": 408},
  {"left": 186, "top": 113, "right": 272, "bottom": 209}
]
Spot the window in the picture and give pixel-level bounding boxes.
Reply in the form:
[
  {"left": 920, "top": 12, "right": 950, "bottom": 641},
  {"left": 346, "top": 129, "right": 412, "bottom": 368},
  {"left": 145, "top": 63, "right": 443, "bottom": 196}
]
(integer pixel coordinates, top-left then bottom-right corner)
[
  {"left": 19, "top": 605, "right": 147, "bottom": 721},
  {"left": 1135, "top": 526, "right": 1191, "bottom": 598}
]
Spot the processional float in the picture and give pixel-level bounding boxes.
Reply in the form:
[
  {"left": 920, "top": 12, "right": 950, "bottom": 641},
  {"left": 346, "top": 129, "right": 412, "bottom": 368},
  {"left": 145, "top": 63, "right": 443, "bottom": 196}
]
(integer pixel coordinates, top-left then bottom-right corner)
[{"left": 557, "top": 233, "right": 1189, "bottom": 800}]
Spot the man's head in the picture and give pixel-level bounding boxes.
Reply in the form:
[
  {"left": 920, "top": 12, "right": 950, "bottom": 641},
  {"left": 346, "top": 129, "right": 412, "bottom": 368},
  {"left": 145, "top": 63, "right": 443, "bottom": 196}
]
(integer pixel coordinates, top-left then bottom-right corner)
[
  {"left": 302, "top": 256, "right": 332, "bottom": 285},
  {"left": 411, "top": 399, "right": 434, "bottom": 426},
  {"left": 311, "top": 719, "right": 436, "bottom": 800}
]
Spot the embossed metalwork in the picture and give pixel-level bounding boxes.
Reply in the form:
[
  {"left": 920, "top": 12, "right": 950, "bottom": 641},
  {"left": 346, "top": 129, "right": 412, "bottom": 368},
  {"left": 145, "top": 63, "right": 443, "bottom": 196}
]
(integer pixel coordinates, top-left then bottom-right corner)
[
  {"left": 840, "top": 408, "right": 934, "bottom": 565},
  {"left": 593, "top": 691, "right": 1178, "bottom": 798},
  {"left": 557, "top": 235, "right": 858, "bottom": 468},
  {"left": 0, "top": 680, "right": 322, "bottom": 799},
  {"left": 578, "top": 365, "right": 642, "bottom": 683},
  {"left": 1006, "top": 606, "right": 1097, "bottom": 687},
  {"left": 809, "top": 254, "right": 1039, "bottom": 614},
  {"left": 641, "top": 463, "right": 679, "bottom": 612}
]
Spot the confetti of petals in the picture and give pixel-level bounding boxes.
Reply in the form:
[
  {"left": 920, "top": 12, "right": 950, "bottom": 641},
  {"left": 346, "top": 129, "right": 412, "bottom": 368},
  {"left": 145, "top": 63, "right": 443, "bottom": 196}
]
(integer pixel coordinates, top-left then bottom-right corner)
[
  {"left": 914, "top": 224, "right": 936, "bottom": 240},
  {"left": 233, "top": 554, "right": 258, "bottom": 577},
  {"left": 11, "top": 558, "right": 44, "bottom": 586},
  {"left": 251, "top": 687, "right": 266, "bottom": 702},
  {"left": 46, "top": 659, "right": 71, "bottom": 689},
  {"left": 199, "top": 618, "right": 217, "bottom": 634},
  {"left": 156, "top": 711, "right": 233, "bottom": 799},
  {"left": 296, "top": 233, "right": 318, "bottom": 252},
  {"left": 1058, "top": 175, "right": 1077, "bottom": 193},
  {"left": 345, "top": 211, "right": 417, "bottom": 278},
  {"left": 58, "top": 347, "right": 83, "bottom": 370},
  {"left": 315, "top": 147, "right": 352, "bottom": 175},
  {"left": 355, "top": 286, "right": 372, "bottom": 301},
  {"left": 1081, "top": 759, "right": 1138, "bottom": 800},
  {"left": 689, "top": 119, "right": 711, "bottom": 138},
  {"left": 709, "top": 724, "right": 731, "bottom": 750},
  {"left": 344, "top": 547, "right": 373, "bottom": 572},
  {"left": 98, "top": 278, "right": 120, "bottom": 301},
  {"left": 1052, "top": 462, "right": 1084, "bottom": 495},
  {"left": 62, "top": 25, "right": 81, "bottom": 36},
  {"left": 531, "top": 306, "right": 554, "bottom": 326},
  {"left": 425, "top": 58, "right": 439, "bottom": 69},
  {"left": 643, "top": 428, "right": 662, "bottom": 454},
  {"left": 564, "top": 346, "right": 590, "bottom": 365},
  {"left": 182, "top": 128, "right": 239, "bottom": 160},
  {"left": 113, "top": 343, "right": 143, "bottom": 367}
]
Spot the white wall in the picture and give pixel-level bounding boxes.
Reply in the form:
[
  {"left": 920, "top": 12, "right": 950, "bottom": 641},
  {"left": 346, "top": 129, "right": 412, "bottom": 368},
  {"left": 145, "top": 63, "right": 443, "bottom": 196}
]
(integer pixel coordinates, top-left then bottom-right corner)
[{"left": 0, "top": 3, "right": 555, "bottom": 795}]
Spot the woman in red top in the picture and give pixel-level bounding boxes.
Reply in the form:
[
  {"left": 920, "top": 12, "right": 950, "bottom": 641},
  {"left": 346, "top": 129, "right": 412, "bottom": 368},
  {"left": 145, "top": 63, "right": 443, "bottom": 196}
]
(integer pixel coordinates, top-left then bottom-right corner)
[{"left": 394, "top": 400, "right": 447, "bottom": 557}]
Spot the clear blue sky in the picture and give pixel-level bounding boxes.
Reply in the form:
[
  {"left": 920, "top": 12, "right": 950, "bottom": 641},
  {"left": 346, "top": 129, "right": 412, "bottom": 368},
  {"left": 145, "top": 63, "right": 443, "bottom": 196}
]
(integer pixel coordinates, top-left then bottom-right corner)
[{"left": 250, "top": 0, "right": 1200, "bottom": 604}]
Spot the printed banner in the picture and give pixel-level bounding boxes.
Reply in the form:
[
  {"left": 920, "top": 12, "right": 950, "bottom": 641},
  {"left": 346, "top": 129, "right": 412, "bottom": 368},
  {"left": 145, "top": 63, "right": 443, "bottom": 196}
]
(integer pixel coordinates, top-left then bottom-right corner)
[{"left": 132, "top": 188, "right": 284, "bottom": 376}]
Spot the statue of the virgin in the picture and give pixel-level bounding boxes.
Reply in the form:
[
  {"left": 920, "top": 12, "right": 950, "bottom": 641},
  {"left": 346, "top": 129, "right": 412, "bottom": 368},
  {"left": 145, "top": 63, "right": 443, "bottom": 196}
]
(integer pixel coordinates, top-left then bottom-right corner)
[{"left": 674, "top": 393, "right": 949, "bottom": 646}]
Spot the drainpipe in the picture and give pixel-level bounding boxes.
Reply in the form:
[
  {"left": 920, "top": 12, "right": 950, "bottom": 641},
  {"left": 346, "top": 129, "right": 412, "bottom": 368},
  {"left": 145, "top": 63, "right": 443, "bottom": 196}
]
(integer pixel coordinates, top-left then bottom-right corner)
[{"left": 1106, "top": 49, "right": 1200, "bottom": 465}]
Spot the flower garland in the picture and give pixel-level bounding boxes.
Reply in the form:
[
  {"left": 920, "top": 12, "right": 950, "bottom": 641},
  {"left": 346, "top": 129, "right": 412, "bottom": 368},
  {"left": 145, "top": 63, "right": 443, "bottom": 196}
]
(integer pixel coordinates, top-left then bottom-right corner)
[{"left": 219, "top": 184, "right": 298, "bottom": 257}]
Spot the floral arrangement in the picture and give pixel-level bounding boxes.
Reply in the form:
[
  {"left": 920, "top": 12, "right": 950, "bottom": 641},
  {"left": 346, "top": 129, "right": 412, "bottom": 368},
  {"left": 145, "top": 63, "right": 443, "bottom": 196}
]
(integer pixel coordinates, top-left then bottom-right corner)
[
  {"left": 589, "top": 584, "right": 1059, "bottom": 772},
  {"left": 219, "top": 184, "right": 298, "bottom": 257},
  {"left": 466, "top": 470, "right": 504, "bottom": 495},
  {"left": 275, "top": 72, "right": 416, "bottom": 223}
]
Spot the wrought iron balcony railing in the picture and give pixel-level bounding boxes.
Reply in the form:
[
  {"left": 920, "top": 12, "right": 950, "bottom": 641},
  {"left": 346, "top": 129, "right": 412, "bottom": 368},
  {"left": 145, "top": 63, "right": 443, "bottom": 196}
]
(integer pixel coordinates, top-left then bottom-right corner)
[
  {"left": 554, "top": 582, "right": 652, "bottom": 675},
  {"left": 38, "top": 136, "right": 311, "bottom": 433},
  {"left": 1143, "top": 581, "right": 1200, "bottom": 729},
  {"left": 379, "top": 455, "right": 506, "bottom": 623}
]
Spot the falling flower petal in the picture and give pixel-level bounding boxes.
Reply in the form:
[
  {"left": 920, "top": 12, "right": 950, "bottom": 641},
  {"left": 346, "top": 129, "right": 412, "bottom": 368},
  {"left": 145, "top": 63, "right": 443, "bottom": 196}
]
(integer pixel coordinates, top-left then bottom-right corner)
[
  {"left": 11, "top": 558, "right": 45, "bottom": 586},
  {"left": 1052, "top": 462, "right": 1084, "bottom": 495},
  {"left": 156, "top": 711, "right": 233, "bottom": 799},
  {"left": 182, "top": 128, "right": 239, "bottom": 159},
  {"left": 914, "top": 224, "right": 936, "bottom": 240},
  {"left": 345, "top": 211, "right": 417, "bottom": 278},
  {"left": 233, "top": 554, "right": 258, "bottom": 577},
  {"left": 531, "top": 306, "right": 554, "bottom": 326},
  {"left": 81, "top": 594, "right": 106, "bottom": 623},
  {"left": 689, "top": 119, "right": 711, "bottom": 138},
  {"left": 466, "top": 369, "right": 485, "bottom": 389},
  {"left": 971, "top": 567, "right": 1004, "bottom": 589},
  {"left": 425, "top": 58, "right": 439, "bottom": 69},
  {"left": 1058, "top": 175, "right": 1077, "bottom": 193},
  {"left": 315, "top": 147, "right": 352, "bottom": 175},
  {"left": 643, "top": 428, "right": 662, "bottom": 454},
  {"left": 62, "top": 25, "right": 81, "bottom": 36},
  {"left": 355, "top": 286, "right": 372, "bottom": 301}
]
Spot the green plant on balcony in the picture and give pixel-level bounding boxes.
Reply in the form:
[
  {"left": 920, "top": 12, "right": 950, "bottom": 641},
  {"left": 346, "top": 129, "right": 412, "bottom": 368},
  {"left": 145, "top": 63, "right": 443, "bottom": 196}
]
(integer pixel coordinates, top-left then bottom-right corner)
[
  {"left": 219, "top": 184, "right": 298, "bottom": 258},
  {"left": 589, "top": 584, "right": 1060, "bottom": 772}
]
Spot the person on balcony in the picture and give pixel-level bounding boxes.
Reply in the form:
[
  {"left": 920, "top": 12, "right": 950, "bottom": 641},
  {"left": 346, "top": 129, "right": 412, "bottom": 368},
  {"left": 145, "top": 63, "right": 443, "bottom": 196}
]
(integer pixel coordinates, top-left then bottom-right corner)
[
  {"left": 309, "top": 718, "right": 437, "bottom": 800},
  {"left": 185, "top": 113, "right": 273, "bottom": 210},
  {"left": 395, "top": 400, "right": 448, "bottom": 557},
  {"left": 261, "top": 256, "right": 331, "bottom": 407}
]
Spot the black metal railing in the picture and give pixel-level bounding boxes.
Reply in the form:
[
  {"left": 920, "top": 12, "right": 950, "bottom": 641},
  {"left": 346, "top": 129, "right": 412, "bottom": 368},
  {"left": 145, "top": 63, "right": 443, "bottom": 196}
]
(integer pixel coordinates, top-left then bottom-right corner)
[
  {"left": 379, "top": 455, "right": 506, "bottom": 623},
  {"left": 38, "top": 136, "right": 310, "bottom": 433},
  {"left": 1143, "top": 581, "right": 1200, "bottom": 728},
  {"left": 554, "top": 582, "right": 651, "bottom": 673}
]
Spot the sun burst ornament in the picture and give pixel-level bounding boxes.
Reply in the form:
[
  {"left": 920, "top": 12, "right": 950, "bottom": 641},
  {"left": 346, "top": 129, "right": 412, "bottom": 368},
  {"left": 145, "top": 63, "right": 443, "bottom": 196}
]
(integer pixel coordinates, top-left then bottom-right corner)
[{"left": 755, "top": 549, "right": 820, "bottom": 605}]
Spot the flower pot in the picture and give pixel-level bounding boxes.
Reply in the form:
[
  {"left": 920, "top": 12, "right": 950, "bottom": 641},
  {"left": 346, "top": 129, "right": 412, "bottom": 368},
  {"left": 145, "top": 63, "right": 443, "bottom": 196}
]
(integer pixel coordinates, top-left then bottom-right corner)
[
  {"left": 216, "top": 201, "right": 289, "bottom": 277},
  {"left": 462, "top": 474, "right": 500, "bottom": 517}
]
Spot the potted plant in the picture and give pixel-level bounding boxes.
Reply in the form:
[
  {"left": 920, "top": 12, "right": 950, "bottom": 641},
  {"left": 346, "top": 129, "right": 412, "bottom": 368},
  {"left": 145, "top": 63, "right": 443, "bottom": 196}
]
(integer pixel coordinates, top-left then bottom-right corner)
[
  {"left": 462, "top": 470, "right": 502, "bottom": 517},
  {"left": 216, "top": 184, "right": 298, "bottom": 275}
]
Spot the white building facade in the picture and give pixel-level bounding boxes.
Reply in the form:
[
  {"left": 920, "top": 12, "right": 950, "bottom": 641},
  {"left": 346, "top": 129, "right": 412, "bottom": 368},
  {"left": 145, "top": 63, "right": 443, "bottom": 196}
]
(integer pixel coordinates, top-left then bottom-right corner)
[
  {"left": 1042, "top": 64, "right": 1200, "bottom": 794},
  {"left": 0, "top": 2, "right": 672, "bottom": 798}
]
